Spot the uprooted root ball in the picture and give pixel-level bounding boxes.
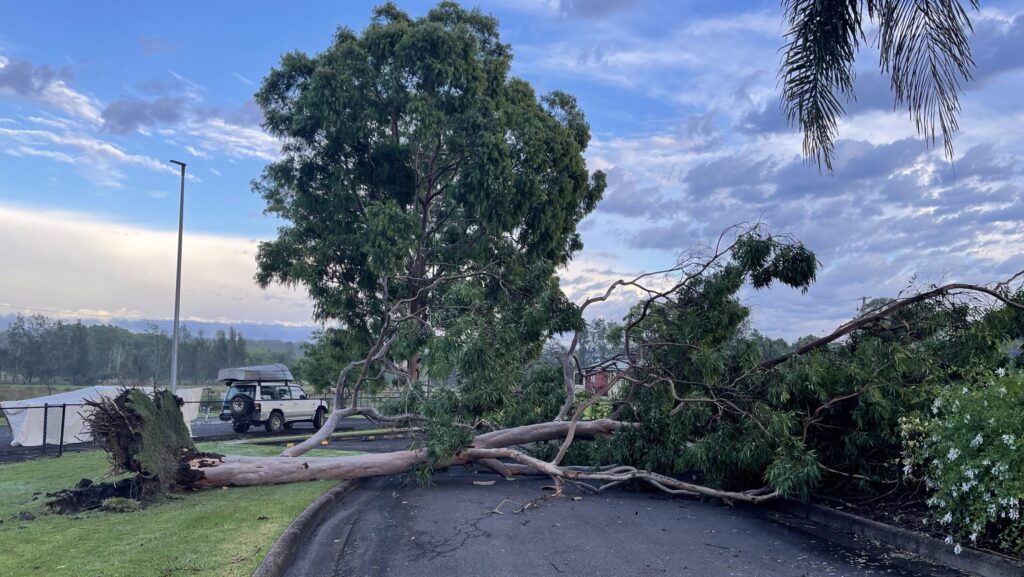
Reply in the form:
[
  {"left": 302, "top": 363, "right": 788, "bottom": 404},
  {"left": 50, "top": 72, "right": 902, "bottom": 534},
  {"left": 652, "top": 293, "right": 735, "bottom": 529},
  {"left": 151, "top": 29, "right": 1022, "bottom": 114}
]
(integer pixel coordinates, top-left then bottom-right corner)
[{"left": 47, "top": 389, "right": 224, "bottom": 513}]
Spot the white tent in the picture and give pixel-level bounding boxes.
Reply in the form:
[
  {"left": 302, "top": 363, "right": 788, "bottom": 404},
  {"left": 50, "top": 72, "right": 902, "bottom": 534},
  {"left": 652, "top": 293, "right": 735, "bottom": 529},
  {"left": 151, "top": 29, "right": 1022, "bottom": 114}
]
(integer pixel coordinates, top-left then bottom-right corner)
[{"left": 0, "top": 387, "right": 205, "bottom": 447}]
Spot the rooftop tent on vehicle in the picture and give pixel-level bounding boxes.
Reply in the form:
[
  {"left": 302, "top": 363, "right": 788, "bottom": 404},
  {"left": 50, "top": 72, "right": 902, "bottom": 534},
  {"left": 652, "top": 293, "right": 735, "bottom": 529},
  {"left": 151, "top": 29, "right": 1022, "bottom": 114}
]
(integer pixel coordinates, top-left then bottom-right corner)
[{"left": 216, "top": 363, "right": 293, "bottom": 384}]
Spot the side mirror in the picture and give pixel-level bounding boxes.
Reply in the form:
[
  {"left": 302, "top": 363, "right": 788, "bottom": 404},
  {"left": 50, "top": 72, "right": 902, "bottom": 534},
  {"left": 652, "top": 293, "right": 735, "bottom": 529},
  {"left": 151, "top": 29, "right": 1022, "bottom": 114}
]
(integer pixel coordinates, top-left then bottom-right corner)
[{"left": 300, "top": 395, "right": 308, "bottom": 400}]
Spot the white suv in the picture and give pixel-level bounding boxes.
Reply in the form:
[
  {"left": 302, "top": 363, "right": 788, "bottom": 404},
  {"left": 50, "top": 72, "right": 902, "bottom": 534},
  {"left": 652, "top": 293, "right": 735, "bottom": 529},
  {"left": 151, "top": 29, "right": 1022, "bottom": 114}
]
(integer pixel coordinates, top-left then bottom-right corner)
[{"left": 216, "top": 364, "right": 327, "bottom": 434}]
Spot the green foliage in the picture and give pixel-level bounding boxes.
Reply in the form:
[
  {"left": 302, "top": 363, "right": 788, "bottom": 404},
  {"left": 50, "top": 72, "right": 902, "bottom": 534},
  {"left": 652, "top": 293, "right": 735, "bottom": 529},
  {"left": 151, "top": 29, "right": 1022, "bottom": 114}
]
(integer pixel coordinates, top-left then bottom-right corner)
[
  {"left": 254, "top": 1, "right": 603, "bottom": 342},
  {"left": 557, "top": 231, "right": 1024, "bottom": 503},
  {"left": 764, "top": 442, "right": 821, "bottom": 501},
  {"left": 903, "top": 368, "right": 1024, "bottom": 554},
  {"left": 253, "top": 5, "right": 603, "bottom": 466},
  {"left": 412, "top": 388, "right": 475, "bottom": 485},
  {"left": 733, "top": 234, "right": 817, "bottom": 292},
  {"left": 295, "top": 329, "right": 356, "bottom": 393},
  {"left": 0, "top": 313, "right": 290, "bottom": 386}
]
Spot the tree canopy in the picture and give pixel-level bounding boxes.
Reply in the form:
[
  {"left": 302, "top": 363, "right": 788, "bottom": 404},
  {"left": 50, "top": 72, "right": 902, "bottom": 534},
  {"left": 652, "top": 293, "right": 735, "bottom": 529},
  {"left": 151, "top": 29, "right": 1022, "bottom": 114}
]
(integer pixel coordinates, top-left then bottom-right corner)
[{"left": 254, "top": 2, "right": 605, "bottom": 388}]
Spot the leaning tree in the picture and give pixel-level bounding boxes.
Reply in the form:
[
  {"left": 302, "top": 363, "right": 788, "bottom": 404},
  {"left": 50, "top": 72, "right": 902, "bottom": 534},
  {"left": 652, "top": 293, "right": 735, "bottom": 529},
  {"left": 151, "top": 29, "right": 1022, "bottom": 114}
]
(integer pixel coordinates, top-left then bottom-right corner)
[{"left": 75, "top": 2, "right": 1024, "bottom": 508}]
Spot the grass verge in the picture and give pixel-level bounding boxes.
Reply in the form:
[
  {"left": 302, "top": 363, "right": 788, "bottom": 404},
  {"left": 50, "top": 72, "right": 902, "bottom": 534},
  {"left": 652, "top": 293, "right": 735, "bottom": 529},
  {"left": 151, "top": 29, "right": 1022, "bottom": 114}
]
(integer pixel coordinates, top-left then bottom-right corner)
[{"left": 0, "top": 441, "right": 358, "bottom": 577}]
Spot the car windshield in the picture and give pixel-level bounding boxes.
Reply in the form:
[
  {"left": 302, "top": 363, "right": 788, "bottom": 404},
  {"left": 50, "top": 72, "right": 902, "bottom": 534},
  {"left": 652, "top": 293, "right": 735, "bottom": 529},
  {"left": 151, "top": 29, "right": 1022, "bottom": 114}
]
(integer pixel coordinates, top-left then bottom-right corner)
[{"left": 225, "top": 384, "right": 256, "bottom": 400}]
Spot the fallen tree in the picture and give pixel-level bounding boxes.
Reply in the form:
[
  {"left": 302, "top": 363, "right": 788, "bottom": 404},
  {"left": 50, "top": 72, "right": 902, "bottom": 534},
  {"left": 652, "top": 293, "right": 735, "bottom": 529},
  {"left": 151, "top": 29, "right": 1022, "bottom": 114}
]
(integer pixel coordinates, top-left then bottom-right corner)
[
  {"left": 61, "top": 3, "right": 1024, "bottom": 514},
  {"left": 71, "top": 237, "right": 1024, "bottom": 511}
]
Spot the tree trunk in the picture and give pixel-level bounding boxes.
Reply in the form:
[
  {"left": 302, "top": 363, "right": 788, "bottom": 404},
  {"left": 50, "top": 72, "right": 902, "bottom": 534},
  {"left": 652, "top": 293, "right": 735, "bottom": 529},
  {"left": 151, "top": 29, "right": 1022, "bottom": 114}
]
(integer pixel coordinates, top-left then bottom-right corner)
[
  {"left": 189, "top": 419, "right": 629, "bottom": 487},
  {"left": 79, "top": 390, "right": 778, "bottom": 506}
]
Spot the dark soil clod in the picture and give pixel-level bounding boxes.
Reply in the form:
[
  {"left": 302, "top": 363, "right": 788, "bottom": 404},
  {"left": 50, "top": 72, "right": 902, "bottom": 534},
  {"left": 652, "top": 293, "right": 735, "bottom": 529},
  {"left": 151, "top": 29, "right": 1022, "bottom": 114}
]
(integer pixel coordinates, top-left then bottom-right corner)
[{"left": 46, "top": 478, "right": 148, "bottom": 514}]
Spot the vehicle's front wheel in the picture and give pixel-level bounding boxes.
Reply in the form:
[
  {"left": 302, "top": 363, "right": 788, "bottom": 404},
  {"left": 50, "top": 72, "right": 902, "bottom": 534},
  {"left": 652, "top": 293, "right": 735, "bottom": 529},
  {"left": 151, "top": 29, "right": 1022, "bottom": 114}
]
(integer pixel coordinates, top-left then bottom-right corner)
[
  {"left": 265, "top": 411, "right": 285, "bottom": 434},
  {"left": 313, "top": 407, "right": 326, "bottom": 430}
]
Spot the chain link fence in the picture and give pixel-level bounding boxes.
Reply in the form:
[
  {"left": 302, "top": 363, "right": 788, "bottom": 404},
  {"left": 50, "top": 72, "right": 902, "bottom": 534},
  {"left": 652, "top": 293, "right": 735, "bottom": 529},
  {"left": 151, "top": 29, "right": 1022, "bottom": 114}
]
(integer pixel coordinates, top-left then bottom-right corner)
[
  {"left": 1, "top": 398, "right": 353, "bottom": 456},
  {"left": 0, "top": 388, "right": 417, "bottom": 460}
]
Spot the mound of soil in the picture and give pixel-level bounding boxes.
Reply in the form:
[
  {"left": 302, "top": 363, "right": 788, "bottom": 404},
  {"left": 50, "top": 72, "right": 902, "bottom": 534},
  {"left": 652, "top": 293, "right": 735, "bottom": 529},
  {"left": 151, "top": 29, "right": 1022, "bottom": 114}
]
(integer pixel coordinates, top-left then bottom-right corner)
[{"left": 46, "top": 477, "right": 148, "bottom": 514}]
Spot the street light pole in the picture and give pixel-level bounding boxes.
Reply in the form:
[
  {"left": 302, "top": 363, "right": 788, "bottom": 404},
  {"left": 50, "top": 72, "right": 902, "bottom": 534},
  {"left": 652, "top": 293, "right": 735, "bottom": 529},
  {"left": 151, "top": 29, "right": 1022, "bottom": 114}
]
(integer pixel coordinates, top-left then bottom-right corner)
[{"left": 169, "top": 160, "right": 187, "bottom": 394}]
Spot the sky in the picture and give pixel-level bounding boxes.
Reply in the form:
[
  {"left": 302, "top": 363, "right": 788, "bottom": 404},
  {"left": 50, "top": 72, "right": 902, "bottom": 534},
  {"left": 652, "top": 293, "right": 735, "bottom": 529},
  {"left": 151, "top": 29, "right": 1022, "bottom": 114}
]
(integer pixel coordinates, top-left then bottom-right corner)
[{"left": 0, "top": 0, "right": 1023, "bottom": 341}]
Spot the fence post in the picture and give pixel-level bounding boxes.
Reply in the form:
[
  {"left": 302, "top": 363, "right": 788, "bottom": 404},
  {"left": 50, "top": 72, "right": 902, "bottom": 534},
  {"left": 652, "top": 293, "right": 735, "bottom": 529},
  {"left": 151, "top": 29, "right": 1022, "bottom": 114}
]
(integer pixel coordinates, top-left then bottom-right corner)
[
  {"left": 58, "top": 404, "right": 67, "bottom": 457},
  {"left": 42, "top": 402, "right": 49, "bottom": 454}
]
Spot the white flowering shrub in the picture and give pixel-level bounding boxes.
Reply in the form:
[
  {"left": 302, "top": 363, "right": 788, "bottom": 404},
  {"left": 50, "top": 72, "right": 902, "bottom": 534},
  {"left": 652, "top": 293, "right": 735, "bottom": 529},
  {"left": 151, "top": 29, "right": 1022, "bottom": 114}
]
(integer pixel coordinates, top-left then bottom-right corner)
[{"left": 903, "top": 368, "right": 1024, "bottom": 554}]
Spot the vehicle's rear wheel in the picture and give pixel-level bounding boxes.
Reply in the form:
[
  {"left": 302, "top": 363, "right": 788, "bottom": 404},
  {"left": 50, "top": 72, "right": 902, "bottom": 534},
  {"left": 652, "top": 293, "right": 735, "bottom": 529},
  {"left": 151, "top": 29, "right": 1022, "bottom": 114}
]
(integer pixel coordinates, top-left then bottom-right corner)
[
  {"left": 229, "top": 395, "right": 255, "bottom": 435},
  {"left": 265, "top": 411, "right": 285, "bottom": 434},
  {"left": 313, "top": 407, "right": 326, "bottom": 430},
  {"left": 229, "top": 395, "right": 254, "bottom": 419}
]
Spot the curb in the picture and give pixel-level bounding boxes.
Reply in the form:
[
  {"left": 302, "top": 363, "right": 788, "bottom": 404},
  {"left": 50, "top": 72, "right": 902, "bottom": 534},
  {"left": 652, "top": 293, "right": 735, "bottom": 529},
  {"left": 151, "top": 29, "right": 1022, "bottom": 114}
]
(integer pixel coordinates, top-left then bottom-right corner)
[
  {"left": 773, "top": 501, "right": 1024, "bottom": 577},
  {"left": 252, "top": 479, "right": 358, "bottom": 577}
]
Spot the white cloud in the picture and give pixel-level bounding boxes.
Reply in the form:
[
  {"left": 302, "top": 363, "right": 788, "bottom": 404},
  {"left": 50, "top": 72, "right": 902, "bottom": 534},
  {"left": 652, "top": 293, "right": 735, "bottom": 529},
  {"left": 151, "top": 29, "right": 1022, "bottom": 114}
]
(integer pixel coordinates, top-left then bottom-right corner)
[
  {"left": 0, "top": 55, "right": 102, "bottom": 123},
  {"left": 0, "top": 125, "right": 179, "bottom": 186},
  {"left": 38, "top": 78, "right": 102, "bottom": 123},
  {"left": 185, "top": 145, "right": 209, "bottom": 159},
  {"left": 5, "top": 145, "right": 75, "bottom": 164},
  {"left": 0, "top": 203, "right": 315, "bottom": 327},
  {"left": 183, "top": 117, "right": 280, "bottom": 161},
  {"left": 515, "top": 10, "right": 782, "bottom": 107}
]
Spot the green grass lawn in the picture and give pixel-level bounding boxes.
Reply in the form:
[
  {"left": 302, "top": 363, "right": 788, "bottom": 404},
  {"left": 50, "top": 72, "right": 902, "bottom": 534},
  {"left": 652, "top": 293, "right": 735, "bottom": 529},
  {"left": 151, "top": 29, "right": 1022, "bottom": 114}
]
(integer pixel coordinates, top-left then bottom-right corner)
[{"left": 0, "top": 441, "right": 357, "bottom": 577}]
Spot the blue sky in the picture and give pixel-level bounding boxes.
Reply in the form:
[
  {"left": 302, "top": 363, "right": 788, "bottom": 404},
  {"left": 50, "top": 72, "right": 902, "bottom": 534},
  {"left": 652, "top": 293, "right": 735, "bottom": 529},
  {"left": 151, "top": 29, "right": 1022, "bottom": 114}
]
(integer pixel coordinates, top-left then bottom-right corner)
[{"left": 1, "top": 0, "right": 1023, "bottom": 340}]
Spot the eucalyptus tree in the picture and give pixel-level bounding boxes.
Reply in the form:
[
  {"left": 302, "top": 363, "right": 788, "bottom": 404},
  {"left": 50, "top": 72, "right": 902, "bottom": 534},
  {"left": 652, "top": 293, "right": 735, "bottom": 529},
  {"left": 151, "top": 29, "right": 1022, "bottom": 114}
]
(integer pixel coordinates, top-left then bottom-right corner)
[{"left": 253, "top": 1, "right": 603, "bottom": 453}]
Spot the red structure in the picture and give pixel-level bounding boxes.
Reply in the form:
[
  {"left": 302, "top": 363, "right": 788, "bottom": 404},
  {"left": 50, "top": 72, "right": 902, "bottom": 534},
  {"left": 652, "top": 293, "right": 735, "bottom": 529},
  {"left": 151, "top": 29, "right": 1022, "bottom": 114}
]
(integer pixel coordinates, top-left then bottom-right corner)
[{"left": 579, "top": 361, "right": 626, "bottom": 392}]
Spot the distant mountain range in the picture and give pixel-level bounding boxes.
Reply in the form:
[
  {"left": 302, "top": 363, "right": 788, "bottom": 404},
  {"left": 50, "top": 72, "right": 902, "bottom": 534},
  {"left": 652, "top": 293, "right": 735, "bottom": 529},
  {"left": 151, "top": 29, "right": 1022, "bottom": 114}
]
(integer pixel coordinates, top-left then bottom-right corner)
[{"left": 0, "top": 313, "right": 318, "bottom": 343}]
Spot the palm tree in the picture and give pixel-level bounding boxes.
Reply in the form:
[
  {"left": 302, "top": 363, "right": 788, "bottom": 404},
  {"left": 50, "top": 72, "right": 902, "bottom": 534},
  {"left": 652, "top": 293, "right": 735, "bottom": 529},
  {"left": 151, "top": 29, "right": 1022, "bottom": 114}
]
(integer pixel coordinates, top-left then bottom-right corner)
[{"left": 780, "top": 0, "right": 979, "bottom": 170}]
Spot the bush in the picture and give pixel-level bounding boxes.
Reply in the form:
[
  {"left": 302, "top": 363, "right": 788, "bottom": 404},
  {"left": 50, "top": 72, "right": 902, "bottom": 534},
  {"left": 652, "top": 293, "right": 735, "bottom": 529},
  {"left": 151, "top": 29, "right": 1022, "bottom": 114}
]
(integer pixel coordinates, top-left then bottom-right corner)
[{"left": 903, "top": 368, "right": 1024, "bottom": 554}]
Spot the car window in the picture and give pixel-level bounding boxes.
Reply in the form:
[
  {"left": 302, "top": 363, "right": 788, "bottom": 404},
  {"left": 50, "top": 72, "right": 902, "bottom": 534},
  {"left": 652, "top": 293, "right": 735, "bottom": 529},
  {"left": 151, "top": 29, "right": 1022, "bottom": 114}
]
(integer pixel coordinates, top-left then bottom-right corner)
[
  {"left": 226, "top": 384, "right": 255, "bottom": 400},
  {"left": 290, "top": 385, "right": 307, "bottom": 399},
  {"left": 260, "top": 386, "right": 274, "bottom": 400},
  {"left": 276, "top": 386, "right": 291, "bottom": 400}
]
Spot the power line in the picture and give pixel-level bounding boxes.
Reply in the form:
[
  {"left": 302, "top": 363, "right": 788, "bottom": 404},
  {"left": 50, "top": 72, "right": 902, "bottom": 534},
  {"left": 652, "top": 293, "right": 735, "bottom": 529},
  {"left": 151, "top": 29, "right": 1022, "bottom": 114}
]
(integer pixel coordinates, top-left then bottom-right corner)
[{"left": 0, "top": 302, "right": 321, "bottom": 331}]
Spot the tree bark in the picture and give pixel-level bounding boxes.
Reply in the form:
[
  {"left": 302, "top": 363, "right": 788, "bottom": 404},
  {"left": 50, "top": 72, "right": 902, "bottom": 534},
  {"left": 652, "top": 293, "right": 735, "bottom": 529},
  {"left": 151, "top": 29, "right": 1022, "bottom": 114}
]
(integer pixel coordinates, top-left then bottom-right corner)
[{"left": 190, "top": 419, "right": 632, "bottom": 487}]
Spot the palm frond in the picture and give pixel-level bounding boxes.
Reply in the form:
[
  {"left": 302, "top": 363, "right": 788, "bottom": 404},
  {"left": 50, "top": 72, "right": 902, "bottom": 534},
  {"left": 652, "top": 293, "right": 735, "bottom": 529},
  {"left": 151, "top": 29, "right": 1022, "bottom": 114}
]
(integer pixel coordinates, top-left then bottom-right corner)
[
  {"left": 780, "top": 0, "right": 978, "bottom": 171},
  {"left": 874, "top": 0, "right": 978, "bottom": 161},
  {"left": 780, "top": 0, "right": 864, "bottom": 171}
]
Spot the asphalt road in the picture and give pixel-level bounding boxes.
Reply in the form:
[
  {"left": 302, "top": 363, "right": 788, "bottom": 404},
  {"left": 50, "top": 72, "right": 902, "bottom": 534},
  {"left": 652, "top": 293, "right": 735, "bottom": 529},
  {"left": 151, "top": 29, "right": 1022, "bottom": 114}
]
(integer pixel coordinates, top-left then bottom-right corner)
[{"left": 284, "top": 470, "right": 968, "bottom": 577}]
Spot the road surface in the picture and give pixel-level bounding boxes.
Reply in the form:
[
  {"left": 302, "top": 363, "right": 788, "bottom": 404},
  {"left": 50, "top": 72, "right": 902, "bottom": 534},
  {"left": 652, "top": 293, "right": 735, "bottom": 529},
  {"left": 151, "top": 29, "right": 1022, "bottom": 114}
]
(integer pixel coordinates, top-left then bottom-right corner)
[{"left": 283, "top": 469, "right": 967, "bottom": 577}]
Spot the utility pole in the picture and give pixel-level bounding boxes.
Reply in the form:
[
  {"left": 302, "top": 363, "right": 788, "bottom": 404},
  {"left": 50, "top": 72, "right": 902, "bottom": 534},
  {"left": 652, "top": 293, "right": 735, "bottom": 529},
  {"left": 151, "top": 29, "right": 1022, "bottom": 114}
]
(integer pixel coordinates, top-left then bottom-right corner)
[{"left": 169, "top": 160, "right": 187, "bottom": 394}]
